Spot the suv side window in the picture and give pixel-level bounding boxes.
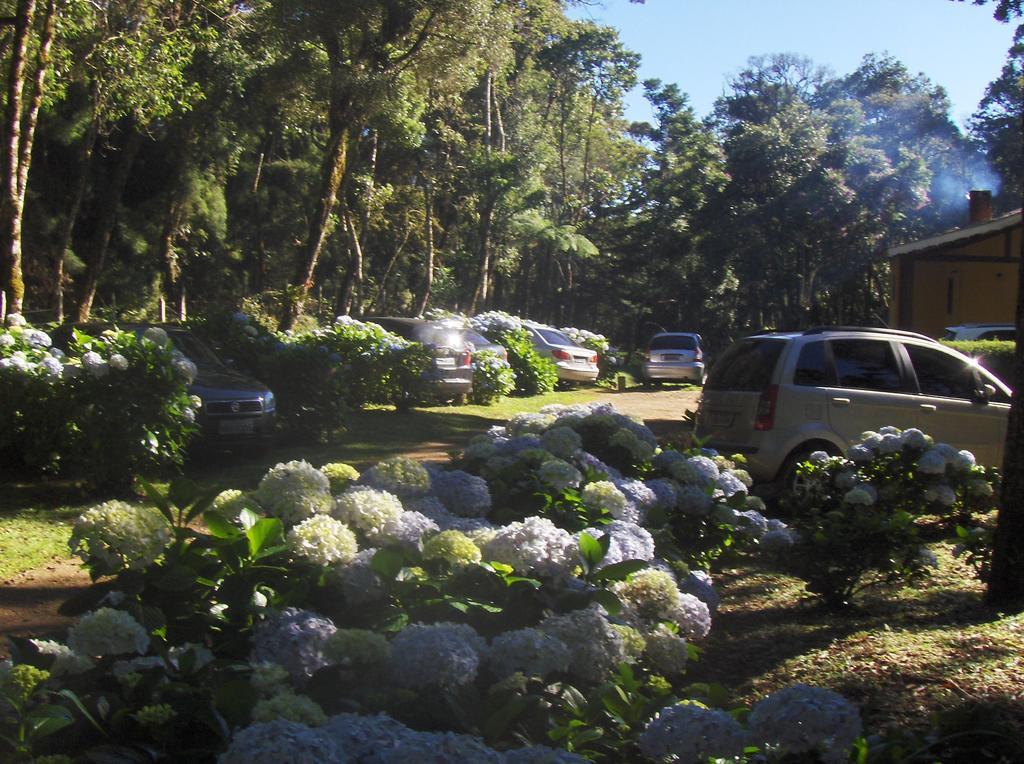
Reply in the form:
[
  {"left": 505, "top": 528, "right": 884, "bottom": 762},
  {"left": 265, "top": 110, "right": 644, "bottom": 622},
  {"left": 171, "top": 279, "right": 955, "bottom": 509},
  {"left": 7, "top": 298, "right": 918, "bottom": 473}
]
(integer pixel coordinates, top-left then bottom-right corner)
[
  {"left": 830, "top": 339, "right": 903, "bottom": 392},
  {"left": 978, "top": 329, "right": 1016, "bottom": 341},
  {"left": 904, "top": 344, "right": 977, "bottom": 400},
  {"left": 793, "top": 341, "right": 832, "bottom": 386}
]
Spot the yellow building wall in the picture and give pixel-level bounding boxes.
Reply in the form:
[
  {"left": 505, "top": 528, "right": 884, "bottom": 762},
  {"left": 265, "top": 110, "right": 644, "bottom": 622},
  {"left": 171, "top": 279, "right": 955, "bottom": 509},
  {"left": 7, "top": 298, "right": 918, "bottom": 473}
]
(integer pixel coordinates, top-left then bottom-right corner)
[{"left": 888, "top": 224, "right": 1021, "bottom": 337}]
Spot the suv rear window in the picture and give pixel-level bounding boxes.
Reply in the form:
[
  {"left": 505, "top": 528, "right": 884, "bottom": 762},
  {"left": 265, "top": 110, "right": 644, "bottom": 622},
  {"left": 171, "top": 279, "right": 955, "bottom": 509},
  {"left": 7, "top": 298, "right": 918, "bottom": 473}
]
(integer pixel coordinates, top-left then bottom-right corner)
[
  {"left": 705, "top": 338, "right": 784, "bottom": 392},
  {"left": 649, "top": 335, "right": 697, "bottom": 351},
  {"left": 534, "top": 328, "right": 576, "bottom": 347}
]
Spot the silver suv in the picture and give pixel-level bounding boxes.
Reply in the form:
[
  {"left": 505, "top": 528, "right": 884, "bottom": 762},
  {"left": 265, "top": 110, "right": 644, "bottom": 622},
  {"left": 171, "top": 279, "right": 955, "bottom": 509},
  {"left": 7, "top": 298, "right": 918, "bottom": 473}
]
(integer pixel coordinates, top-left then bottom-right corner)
[{"left": 695, "top": 327, "right": 1011, "bottom": 485}]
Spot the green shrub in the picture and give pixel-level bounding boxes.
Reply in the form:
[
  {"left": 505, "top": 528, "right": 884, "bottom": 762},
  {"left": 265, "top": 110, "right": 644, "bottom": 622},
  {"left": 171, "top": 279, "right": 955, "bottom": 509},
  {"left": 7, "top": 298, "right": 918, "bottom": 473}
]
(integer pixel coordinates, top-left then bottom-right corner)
[
  {"left": 469, "top": 349, "right": 516, "bottom": 404},
  {"left": 777, "top": 426, "right": 999, "bottom": 607},
  {"left": 494, "top": 327, "right": 558, "bottom": 396},
  {"left": 941, "top": 339, "right": 1016, "bottom": 387},
  {"left": 0, "top": 321, "right": 197, "bottom": 488}
]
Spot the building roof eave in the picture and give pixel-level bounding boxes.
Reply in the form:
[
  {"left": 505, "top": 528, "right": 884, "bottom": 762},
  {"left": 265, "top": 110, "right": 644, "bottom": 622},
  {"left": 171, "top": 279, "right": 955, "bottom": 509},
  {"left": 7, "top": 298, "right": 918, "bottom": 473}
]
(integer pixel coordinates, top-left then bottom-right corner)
[{"left": 886, "top": 210, "right": 1022, "bottom": 259}]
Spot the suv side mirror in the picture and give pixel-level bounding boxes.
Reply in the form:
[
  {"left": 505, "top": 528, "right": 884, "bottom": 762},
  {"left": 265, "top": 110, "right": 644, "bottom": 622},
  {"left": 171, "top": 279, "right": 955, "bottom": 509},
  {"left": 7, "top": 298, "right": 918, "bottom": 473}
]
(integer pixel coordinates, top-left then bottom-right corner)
[{"left": 973, "top": 383, "right": 997, "bottom": 404}]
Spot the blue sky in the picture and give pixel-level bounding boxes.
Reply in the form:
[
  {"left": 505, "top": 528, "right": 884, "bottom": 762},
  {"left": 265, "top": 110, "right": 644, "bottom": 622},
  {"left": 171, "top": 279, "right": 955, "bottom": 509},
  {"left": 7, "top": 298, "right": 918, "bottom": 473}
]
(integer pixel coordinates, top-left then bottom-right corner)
[{"left": 569, "top": 0, "right": 1017, "bottom": 128}]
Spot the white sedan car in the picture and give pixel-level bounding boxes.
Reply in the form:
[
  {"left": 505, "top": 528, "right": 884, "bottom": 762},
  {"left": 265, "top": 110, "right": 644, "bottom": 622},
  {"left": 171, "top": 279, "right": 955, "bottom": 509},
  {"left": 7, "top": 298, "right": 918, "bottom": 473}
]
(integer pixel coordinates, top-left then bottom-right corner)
[{"left": 526, "top": 324, "right": 599, "bottom": 384}]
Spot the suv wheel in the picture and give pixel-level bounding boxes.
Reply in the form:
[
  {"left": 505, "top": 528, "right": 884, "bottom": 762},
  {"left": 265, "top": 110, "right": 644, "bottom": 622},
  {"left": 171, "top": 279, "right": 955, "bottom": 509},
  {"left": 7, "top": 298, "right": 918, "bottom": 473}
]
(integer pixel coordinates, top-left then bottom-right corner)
[{"left": 777, "top": 444, "right": 839, "bottom": 497}]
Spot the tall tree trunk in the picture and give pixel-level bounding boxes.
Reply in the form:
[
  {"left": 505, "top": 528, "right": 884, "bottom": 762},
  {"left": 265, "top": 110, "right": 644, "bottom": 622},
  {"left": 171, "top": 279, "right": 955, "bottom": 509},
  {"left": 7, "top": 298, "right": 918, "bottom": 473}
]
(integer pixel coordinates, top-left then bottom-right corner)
[
  {"left": 987, "top": 163, "right": 1024, "bottom": 607},
  {"left": 53, "top": 113, "right": 99, "bottom": 323},
  {"left": 158, "top": 193, "right": 187, "bottom": 320},
  {"left": 468, "top": 194, "right": 494, "bottom": 315},
  {"left": 414, "top": 181, "right": 434, "bottom": 316},
  {"left": 0, "top": 0, "right": 37, "bottom": 317},
  {"left": 280, "top": 95, "right": 352, "bottom": 330},
  {"left": 73, "top": 126, "right": 142, "bottom": 321}
]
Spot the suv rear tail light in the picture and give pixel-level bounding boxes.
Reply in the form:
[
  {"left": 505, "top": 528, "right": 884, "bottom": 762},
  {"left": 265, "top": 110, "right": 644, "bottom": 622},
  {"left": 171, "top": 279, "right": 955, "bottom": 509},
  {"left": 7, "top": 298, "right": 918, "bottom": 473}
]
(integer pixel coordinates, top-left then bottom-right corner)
[
  {"left": 457, "top": 350, "right": 472, "bottom": 367},
  {"left": 754, "top": 384, "right": 778, "bottom": 431},
  {"left": 695, "top": 348, "right": 703, "bottom": 361},
  {"left": 552, "top": 349, "right": 572, "bottom": 361}
]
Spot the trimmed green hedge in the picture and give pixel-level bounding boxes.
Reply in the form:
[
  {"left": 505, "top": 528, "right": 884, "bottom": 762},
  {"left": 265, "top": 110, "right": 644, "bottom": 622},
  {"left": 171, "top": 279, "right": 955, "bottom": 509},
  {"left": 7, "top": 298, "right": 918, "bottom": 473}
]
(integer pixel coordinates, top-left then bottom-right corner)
[{"left": 942, "top": 340, "right": 1016, "bottom": 387}]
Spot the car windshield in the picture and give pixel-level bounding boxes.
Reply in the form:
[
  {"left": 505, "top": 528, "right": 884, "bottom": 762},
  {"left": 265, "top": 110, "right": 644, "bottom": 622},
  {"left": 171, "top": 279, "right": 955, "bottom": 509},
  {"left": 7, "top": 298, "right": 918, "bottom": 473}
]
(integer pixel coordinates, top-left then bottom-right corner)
[
  {"left": 167, "top": 331, "right": 224, "bottom": 366},
  {"left": 534, "top": 327, "right": 577, "bottom": 347},
  {"left": 463, "top": 329, "right": 492, "bottom": 347},
  {"left": 649, "top": 334, "right": 697, "bottom": 351},
  {"left": 705, "top": 338, "right": 785, "bottom": 392}
]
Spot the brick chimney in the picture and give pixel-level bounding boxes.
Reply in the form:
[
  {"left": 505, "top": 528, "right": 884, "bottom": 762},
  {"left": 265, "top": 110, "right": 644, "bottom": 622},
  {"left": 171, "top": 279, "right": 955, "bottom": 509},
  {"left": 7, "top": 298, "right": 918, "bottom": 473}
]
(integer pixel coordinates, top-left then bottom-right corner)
[{"left": 969, "top": 189, "right": 993, "bottom": 224}]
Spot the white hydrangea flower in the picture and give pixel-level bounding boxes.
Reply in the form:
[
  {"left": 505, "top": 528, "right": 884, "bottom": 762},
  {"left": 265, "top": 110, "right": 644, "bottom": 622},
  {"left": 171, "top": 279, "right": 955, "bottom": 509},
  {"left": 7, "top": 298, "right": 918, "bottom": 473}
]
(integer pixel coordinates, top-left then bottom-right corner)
[
  {"left": 581, "top": 521, "right": 655, "bottom": 568},
  {"left": 67, "top": 608, "right": 150, "bottom": 657},
  {"left": 540, "top": 426, "right": 582, "bottom": 459},
  {"left": 483, "top": 516, "right": 576, "bottom": 579},
  {"left": 360, "top": 456, "right": 431, "bottom": 498},
  {"left": 4, "top": 312, "right": 26, "bottom": 328},
  {"left": 676, "top": 484, "right": 713, "bottom": 516},
  {"left": 643, "top": 628, "right": 689, "bottom": 677},
  {"left": 390, "top": 622, "right": 487, "bottom": 690},
  {"left": 748, "top": 684, "right": 862, "bottom": 764},
  {"left": 847, "top": 444, "right": 874, "bottom": 463},
  {"left": 249, "top": 608, "right": 337, "bottom": 685},
  {"left": 639, "top": 702, "right": 747, "bottom": 762},
  {"left": 172, "top": 356, "right": 198, "bottom": 382},
  {"left": 539, "top": 606, "right": 627, "bottom": 684},
  {"left": 967, "top": 478, "right": 994, "bottom": 497},
  {"left": 808, "top": 450, "right": 830, "bottom": 463},
  {"left": 333, "top": 549, "right": 385, "bottom": 605},
  {"left": 843, "top": 484, "right": 878, "bottom": 507},
  {"left": 254, "top": 460, "right": 333, "bottom": 526},
  {"left": 142, "top": 326, "right": 170, "bottom": 346},
  {"left": 70, "top": 501, "right": 170, "bottom": 571},
  {"left": 374, "top": 510, "right": 438, "bottom": 550},
  {"left": 899, "top": 428, "right": 928, "bottom": 450},
  {"left": 877, "top": 433, "right": 902, "bottom": 454},
  {"left": 952, "top": 449, "right": 977, "bottom": 472},
  {"left": 507, "top": 412, "right": 556, "bottom": 437},
  {"left": 28, "top": 639, "right": 93, "bottom": 677},
  {"left": 108, "top": 353, "right": 129, "bottom": 371},
  {"left": 609, "top": 428, "right": 656, "bottom": 461},
  {"left": 81, "top": 350, "right": 108, "bottom": 378},
  {"left": 924, "top": 484, "right": 957, "bottom": 506},
  {"left": 333, "top": 486, "right": 404, "bottom": 538},
  {"left": 219, "top": 719, "right": 340, "bottom": 764},
  {"left": 667, "top": 593, "right": 712, "bottom": 640},
  {"left": 537, "top": 460, "right": 583, "bottom": 492},
  {"left": 487, "top": 628, "right": 571, "bottom": 680},
  {"left": 429, "top": 469, "right": 492, "bottom": 517},
  {"left": 916, "top": 449, "right": 948, "bottom": 475},
  {"left": 715, "top": 471, "right": 746, "bottom": 498},
  {"left": 580, "top": 480, "right": 629, "bottom": 519},
  {"left": 287, "top": 515, "right": 358, "bottom": 566}
]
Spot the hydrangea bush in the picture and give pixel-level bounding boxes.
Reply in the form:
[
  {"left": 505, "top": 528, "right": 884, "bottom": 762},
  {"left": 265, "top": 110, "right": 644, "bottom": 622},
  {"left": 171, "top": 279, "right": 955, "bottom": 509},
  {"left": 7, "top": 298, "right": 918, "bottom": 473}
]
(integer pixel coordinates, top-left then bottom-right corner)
[
  {"left": 0, "top": 319, "right": 197, "bottom": 487},
  {"left": 5, "top": 404, "right": 873, "bottom": 763},
  {"left": 471, "top": 311, "right": 558, "bottom": 396},
  {"left": 775, "top": 427, "right": 999, "bottom": 606}
]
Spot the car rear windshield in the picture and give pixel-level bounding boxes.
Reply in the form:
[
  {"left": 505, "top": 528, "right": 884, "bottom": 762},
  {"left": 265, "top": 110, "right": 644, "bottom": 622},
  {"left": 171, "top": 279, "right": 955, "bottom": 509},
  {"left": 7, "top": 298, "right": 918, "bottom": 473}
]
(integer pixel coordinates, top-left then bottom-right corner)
[
  {"left": 414, "top": 325, "right": 467, "bottom": 349},
  {"left": 649, "top": 334, "right": 697, "bottom": 351},
  {"left": 534, "top": 328, "right": 577, "bottom": 347},
  {"left": 705, "top": 338, "right": 785, "bottom": 392}
]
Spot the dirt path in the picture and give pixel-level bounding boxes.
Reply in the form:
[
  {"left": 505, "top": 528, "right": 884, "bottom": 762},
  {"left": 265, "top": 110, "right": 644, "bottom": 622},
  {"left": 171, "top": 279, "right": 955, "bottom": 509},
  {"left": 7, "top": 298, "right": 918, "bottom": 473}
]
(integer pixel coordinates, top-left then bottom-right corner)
[{"left": 0, "top": 387, "right": 701, "bottom": 654}]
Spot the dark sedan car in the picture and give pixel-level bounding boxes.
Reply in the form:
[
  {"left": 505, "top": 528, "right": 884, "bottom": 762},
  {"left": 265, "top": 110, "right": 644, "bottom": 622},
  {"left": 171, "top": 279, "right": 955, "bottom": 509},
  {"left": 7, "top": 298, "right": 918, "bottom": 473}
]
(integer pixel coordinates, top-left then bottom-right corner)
[{"left": 53, "top": 323, "right": 277, "bottom": 444}]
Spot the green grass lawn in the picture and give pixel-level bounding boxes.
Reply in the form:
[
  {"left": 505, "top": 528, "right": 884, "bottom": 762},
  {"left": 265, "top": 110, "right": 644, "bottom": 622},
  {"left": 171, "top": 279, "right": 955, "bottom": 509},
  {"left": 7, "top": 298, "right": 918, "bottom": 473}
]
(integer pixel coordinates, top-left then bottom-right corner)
[
  {"left": 687, "top": 542, "right": 1024, "bottom": 754},
  {"left": 0, "top": 389, "right": 598, "bottom": 579}
]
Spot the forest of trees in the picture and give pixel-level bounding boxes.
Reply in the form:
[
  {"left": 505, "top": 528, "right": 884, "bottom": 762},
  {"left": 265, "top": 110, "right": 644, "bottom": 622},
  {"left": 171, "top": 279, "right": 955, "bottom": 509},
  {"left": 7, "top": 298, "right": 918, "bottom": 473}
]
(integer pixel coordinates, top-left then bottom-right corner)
[{"left": 0, "top": 0, "right": 1020, "bottom": 346}]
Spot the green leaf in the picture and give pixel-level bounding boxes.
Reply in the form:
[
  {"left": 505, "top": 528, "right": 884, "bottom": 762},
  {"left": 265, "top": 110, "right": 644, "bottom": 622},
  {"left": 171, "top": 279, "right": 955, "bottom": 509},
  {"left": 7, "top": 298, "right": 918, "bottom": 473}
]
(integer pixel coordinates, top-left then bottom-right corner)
[
  {"left": 25, "top": 703, "right": 74, "bottom": 738},
  {"left": 578, "top": 531, "right": 606, "bottom": 571},
  {"left": 592, "top": 559, "right": 648, "bottom": 583},
  {"left": 246, "top": 518, "right": 283, "bottom": 558},
  {"left": 186, "top": 486, "right": 226, "bottom": 524},
  {"left": 168, "top": 478, "right": 200, "bottom": 510},
  {"left": 203, "top": 512, "right": 240, "bottom": 539},
  {"left": 371, "top": 548, "right": 406, "bottom": 580},
  {"left": 484, "top": 695, "right": 532, "bottom": 741},
  {"left": 590, "top": 589, "right": 623, "bottom": 615},
  {"left": 139, "top": 477, "right": 174, "bottom": 525}
]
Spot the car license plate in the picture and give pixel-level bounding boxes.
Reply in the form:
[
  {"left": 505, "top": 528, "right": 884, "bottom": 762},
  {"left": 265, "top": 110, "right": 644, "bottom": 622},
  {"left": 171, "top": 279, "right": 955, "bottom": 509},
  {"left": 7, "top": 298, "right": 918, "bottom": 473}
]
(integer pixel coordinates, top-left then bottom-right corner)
[
  {"left": 663, "top": 354, "right": 681, "bottom": 361},
  {"left": 219, "top": 418, "right": 255, "bottom": 435},
  {"left": 435, "top": 357, "right": 455, "bottom": 368}
]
